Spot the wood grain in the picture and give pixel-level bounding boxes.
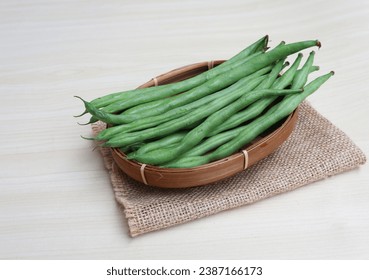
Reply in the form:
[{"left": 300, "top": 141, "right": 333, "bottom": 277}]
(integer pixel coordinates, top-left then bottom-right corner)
[{"left": 0, "top": 0, "right": 368, "bottom": 259}]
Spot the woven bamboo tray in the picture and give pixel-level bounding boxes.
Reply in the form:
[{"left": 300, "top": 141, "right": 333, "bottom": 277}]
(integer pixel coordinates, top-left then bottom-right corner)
[{"left": 111, "top": 60, "right": 299, "bottom": 188}]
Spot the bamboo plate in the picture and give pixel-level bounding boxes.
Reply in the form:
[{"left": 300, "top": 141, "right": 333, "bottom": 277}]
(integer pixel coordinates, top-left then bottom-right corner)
[{"left": 111, "top": 60, "right": 299, "bottom": 188}]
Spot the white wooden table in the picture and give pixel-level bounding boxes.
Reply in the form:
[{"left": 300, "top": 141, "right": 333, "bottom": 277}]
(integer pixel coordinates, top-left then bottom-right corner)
[{"left": 0, "top": 0, "right": 368, "bottom": 259}]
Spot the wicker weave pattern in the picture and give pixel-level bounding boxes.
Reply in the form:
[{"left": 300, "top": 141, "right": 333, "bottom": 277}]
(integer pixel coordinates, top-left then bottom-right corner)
[{"left": 92, "top": 102, "right": 366, "bottom": 237}]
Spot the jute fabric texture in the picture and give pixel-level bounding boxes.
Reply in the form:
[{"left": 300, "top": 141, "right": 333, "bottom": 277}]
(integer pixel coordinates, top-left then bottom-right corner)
[{"left": 91, "top": 102, "right": 366, "bottom": 237}]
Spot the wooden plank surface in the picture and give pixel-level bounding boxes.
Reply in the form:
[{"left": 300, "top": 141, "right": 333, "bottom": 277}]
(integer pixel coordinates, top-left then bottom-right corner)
[{"left": 0, "top": 0, "right": 368, "bottom": 259}]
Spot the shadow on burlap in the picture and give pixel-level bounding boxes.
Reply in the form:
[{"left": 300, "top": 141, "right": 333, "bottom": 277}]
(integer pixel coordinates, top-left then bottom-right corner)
[{"left": 91, "top": 102, "right": 366, "bottom": 237}]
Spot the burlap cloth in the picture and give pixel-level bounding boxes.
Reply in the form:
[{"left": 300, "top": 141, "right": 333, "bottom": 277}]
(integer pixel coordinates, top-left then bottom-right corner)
[{"left": 91, "top": 102, "right": 366, "bottom": 237}]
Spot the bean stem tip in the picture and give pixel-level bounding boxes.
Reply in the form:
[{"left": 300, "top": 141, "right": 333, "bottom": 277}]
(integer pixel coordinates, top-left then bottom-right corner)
[
  {"left": 73, "top": 109, "right": 87, "bottom": 118},
  {"left": 77, "top": 120, "right": 93, "bottom": 126},
  {"left": 80, "top": 135, "right": 95, "bottom": 141},
  {"left": 263, "top": 35, "right": 269, "bottom": 50},
  {"left": 74, "top": 95, "right": 89, "bottom": 106},
  {"left": 316, "top": 40, "right": 322, "bottom": 49}
]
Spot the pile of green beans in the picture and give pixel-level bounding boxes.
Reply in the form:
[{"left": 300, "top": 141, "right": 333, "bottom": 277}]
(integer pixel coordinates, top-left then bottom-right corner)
[{"left": 76, "top": 36, "right": 333, "bottom": 168}]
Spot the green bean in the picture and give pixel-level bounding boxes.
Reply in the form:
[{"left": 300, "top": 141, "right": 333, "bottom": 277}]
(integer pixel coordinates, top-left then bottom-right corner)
[
  {"left": 77, "top": 115, "right": 98, "bottom": 126},
  {"left": 202, "top": 58, "right": 287, "bottom": 136},
  {"left": 122, "top": 42, "right": 284, "bottom": 117},
  {"left": 161, "top": 57, "right": 321, "bottom": 168},
  {"left": 80, "top": 51, "right": 264, "bottom": 124},
  {"left": 78, "top": 39, "right": 317, "bottom": 128},
  {"left": 95, "top": 40, "right": 319, "bottom": 120},
  {"left": 75, "top": 48, "right": 266, "bottom": 119},
  {"left": 104, "top": 75, "right": 266, "bottom": 147},
  {"left": 88, "top": 75, "right": 267, "bottom": 141},
  {"left": 125, "top": 60, "right": 286, "bottom": 155},
  {"left": 95, "top": 113, "right": 203, "bottom": 143},
  {"left": 81, "top": 64, "right": 273, "bottom": 128},
  {"left": 110, "top": 42, "right": 282, "bottom": 117},
  {"left": 180, "top": 126, "right": 247, "bottom": 157},
  {"left": 125, "top": 60, "right": 286, "bottom": 158},
  {"left": 257, "top": 50, "right": 316, "bottom": 120},
  {"left": 121, "top": 121, "right": 203, "bottom": 153},
  {"left": 301, "top": 65, "right": 319, "bottom": 75},
  {"left": 293, "top": 51, "right": 315, "bottom": 88},
  {"left": 237, "top": 51, "right": 315, "bottom": 127},
  {"left": 208, "top": 53, "right": 304, "bottom": 136},
  {"left": 89, "top": 36, "right": 269, "bottom": 109},
  {"left": 93, "top": 71, "right": 270, "bottom": 141},
  {"left": 163, "top": 71, "right": 333, "bottom": 168},
  {"left": 194, "top": 52, "right": 315, "bottom": 163},
  {"left": 92, "top": 68, "right": 273, "bottom": 142},
  {"left": 217, "top": 73, "right": 334, "bottom": 159},
  {"left": 134, "top": 131, "right": 188, "bottom": 155},
  {"left": 101, "top": 50, "right": 265, "bottom": 116},
  {"left": 222, "top": 35, "right": 269, "bottom": 66},
  {"left": 127, "top": 88, "right": 302, "bottom": 165},
  {"left": 160, "top": 155, "right": 209, "bottom": 168}
]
